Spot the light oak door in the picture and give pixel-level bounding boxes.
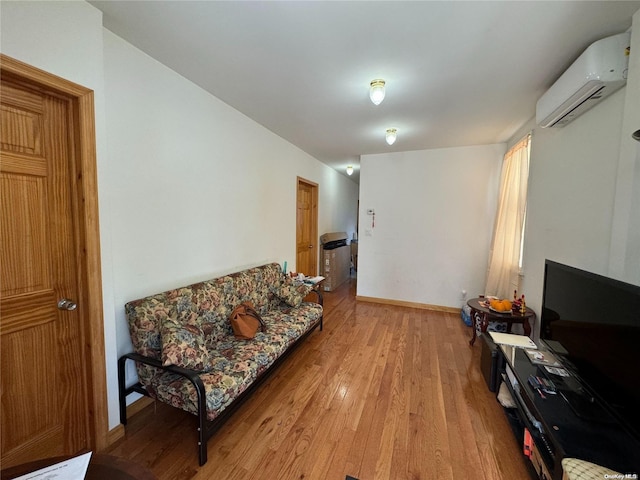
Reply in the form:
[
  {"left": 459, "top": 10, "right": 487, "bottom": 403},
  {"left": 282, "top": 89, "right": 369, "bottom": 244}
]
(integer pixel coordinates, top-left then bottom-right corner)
[
  {"left": 1, "top": 79, "right": 90, "bottom": 466},
  {"left": 296, "top": 177, "right": 318, "bottom": 276}
]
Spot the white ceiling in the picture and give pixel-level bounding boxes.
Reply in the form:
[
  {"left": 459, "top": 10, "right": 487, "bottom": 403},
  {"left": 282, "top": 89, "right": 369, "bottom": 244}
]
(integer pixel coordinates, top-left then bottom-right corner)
[{"left": 90, "top": 1, "right": 640, "bottom": 183}]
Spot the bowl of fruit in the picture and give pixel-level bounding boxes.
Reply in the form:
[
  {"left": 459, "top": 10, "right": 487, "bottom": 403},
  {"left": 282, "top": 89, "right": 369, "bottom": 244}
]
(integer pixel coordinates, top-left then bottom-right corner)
[{"left": 489, "top": 298, "right": 512, "bottom": 313}]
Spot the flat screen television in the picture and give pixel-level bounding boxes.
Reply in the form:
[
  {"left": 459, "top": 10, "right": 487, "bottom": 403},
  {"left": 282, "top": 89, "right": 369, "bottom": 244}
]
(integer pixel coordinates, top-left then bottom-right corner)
[{"left": 540, "top": 259, "right": 640, "bottom": 441}]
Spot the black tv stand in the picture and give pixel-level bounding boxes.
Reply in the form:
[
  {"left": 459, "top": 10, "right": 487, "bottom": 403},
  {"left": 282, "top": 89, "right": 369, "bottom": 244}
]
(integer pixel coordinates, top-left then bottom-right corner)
[
  {"left": 558, "top": 389, "right": 615, "bottom": 424},
  {"left": 497, "top": 343, "right": 640, "bottom": 480}
]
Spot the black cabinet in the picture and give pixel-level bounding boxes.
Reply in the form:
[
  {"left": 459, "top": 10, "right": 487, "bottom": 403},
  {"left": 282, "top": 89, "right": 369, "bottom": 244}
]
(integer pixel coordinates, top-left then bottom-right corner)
[
  {"left": 497, "top": 344, "right": 640, "bottom": 479},
  {"left": 480, "top": 333, "right": 501, "bottom": 392}
]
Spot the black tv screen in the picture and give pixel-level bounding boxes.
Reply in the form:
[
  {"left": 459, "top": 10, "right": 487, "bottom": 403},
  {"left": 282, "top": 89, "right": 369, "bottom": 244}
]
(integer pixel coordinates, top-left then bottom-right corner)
[{"left": 541, "top": 260, "right": 640, "bottom": 440}]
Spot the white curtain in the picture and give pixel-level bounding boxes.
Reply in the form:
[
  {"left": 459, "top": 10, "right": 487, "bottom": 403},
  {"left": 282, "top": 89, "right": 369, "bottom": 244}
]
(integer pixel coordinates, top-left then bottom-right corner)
[{"left": 485, "top": 134, "right": 531, "bottom": 298}]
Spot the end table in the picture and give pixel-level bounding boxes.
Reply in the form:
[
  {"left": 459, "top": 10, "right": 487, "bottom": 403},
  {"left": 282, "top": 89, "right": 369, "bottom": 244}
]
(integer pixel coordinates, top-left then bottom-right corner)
[{"left": 467, "top": 297, "right": 535, "bottom": 346}]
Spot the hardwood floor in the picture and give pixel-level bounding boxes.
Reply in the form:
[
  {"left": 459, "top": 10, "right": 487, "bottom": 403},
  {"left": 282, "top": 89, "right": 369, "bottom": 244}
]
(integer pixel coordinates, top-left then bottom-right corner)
[{"left": 104, "top": 279, "right": 531, "bottom": 479}]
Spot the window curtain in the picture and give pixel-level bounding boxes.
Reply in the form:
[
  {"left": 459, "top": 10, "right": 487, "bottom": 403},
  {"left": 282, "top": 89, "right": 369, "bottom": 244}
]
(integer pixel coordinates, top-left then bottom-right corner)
[{"left": 485, "top": 134, "right": 531, "bottom": 298}]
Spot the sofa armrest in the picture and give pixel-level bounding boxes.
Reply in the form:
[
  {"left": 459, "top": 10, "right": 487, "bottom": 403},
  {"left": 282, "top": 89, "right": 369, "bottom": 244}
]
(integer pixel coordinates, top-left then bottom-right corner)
[
  {"left": 118, "top": 352, "right": 206, "bottom": 422},
  {"left": 307, "top": 287, "right": 323, "bottom": 306},
  {"left": 118, "top": 351, "right": 209, "bottom": 464}
]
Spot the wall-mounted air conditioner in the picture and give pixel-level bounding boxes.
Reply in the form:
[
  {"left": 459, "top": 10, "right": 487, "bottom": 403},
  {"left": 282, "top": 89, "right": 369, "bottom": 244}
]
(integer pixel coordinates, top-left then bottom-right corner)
[{"left": 536, "top": 31, "right": 630, "bottom": 128}]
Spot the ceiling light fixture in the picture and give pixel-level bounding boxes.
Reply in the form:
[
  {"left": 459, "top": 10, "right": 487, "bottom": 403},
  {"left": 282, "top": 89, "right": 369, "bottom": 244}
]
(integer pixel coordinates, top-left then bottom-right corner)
[
  {"left": 369, "top": 79, "right": 386, "bottom": 105},
  {"left": 386, "top": 128, "right": 397, "bottom": 145},
  {"left": 346, "top": 165, "right": 354, "bottom": 176}
]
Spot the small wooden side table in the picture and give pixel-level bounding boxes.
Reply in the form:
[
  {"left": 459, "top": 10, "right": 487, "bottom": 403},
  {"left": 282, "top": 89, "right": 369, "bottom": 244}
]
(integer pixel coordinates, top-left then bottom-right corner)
[
  {"left": 467, "top": 297, "right": 535, "bottom": 346},
  {"left": 302, "top": 277, "right": 324, "bottom": 302}
]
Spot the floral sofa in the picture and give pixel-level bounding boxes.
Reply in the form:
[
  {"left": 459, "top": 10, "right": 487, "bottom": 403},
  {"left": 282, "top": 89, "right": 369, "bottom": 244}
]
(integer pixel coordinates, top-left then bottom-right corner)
[{"left": 117, "top": 263, "right": 323, "bottom": 465}]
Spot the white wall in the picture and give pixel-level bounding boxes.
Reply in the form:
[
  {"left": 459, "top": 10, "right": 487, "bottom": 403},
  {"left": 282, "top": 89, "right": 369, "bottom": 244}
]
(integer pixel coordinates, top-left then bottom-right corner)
[
  {"left": 104, "top": 29, "right": 357, "bottom": 298},
  {"left": 498, "top": 15, "right": 640, "bottom": 343},
  {"left": 0, "top": 0, "right": 118, "bottom": 428},
  {"left": 520, "top": 89, "right": 626, "bottom": 325},
  {"left": 610, "top": 10, "right": 640, "bottom": 284},
  {"left": 104, "top": 31, "right": 358, "bottom": 421},
  {"left": 1, "top": 1, "right": 358, "bottom": 432},
  {"left": 515, "top": 16, "right": 640, "bottom": 336},
  {"left": 358, "top": 145, "right": 504, "bottom": 308}
]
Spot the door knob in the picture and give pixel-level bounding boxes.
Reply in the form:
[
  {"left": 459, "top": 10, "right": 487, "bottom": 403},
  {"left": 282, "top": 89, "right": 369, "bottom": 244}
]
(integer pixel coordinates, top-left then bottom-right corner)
[
  {"left": 57, "top": 298, "right": 77, "bottom": 311},
  {"left": 308, "top": 244, "right": 313, "bottom": 249}
]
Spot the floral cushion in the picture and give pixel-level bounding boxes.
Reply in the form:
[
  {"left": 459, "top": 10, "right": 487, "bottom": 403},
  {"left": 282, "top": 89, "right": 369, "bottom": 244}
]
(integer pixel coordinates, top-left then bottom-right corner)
[
  {"left": 277, "top": 276, "right": 313, "bottom": 307},
  {"left": 160, "top": 313, "right": 210, "bottom": 372},
  {"left": 125, "top": 286, "right": 195, "bottom": 361},
  {"left": 143, "top": 304, "right": 322, "bottom": 421},
  {"left": 124, "top": 262, "right": 323, "bottom": 421}
]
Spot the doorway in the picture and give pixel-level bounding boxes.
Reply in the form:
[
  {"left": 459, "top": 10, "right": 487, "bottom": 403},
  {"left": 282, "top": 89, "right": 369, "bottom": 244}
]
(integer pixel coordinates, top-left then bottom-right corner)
[
  {"left": 295, "top": 177, "right": 318, "bottom": 276},
  {"left": 0, "top": 54, "right": 108, "bottom": 466}
]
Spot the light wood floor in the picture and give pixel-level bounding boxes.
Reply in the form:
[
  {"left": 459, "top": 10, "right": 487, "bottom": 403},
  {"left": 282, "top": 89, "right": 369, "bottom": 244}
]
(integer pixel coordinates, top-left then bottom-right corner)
[{"left": 104, "top": 279, "right": 531, "bottom": 479}]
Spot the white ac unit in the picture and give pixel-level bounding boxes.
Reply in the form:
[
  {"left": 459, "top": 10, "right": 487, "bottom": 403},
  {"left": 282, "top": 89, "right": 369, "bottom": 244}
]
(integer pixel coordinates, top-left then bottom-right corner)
[{"left": 536, "top": 31, "right": 630, "bottom": 128}]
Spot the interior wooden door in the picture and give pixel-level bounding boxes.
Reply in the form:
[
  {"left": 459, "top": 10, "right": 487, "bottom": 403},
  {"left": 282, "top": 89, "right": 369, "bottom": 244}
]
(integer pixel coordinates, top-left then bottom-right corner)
[
  {"left": 1, "top": 78, "right": 90, "bottom": 466},
  {"left": 296, "top": 177, "right": 318, "bottom": 276}
]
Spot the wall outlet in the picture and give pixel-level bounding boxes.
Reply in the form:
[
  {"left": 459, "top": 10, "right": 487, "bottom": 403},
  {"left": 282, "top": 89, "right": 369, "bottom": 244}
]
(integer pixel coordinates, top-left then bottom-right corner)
[{"left": 460, "top": 289, "right": 467, "bottom": 301}]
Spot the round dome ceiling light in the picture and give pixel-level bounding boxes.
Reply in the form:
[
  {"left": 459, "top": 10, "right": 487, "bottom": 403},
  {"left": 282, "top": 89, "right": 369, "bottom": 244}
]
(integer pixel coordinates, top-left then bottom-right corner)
[
  {"left": 386, "top": 128, "right": 397, "bottom": 145},
  {"left": 369, "top": 79, "right": 386, "bottom": 106}
]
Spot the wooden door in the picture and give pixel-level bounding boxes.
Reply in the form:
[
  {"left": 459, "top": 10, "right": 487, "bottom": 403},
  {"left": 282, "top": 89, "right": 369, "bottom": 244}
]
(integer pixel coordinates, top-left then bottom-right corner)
[
  {"left": 296, "top": 177, "right": 318, "bottom": 276},
  {"left": 1, "top": 77, "right": 90, "bottom": 466}
]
